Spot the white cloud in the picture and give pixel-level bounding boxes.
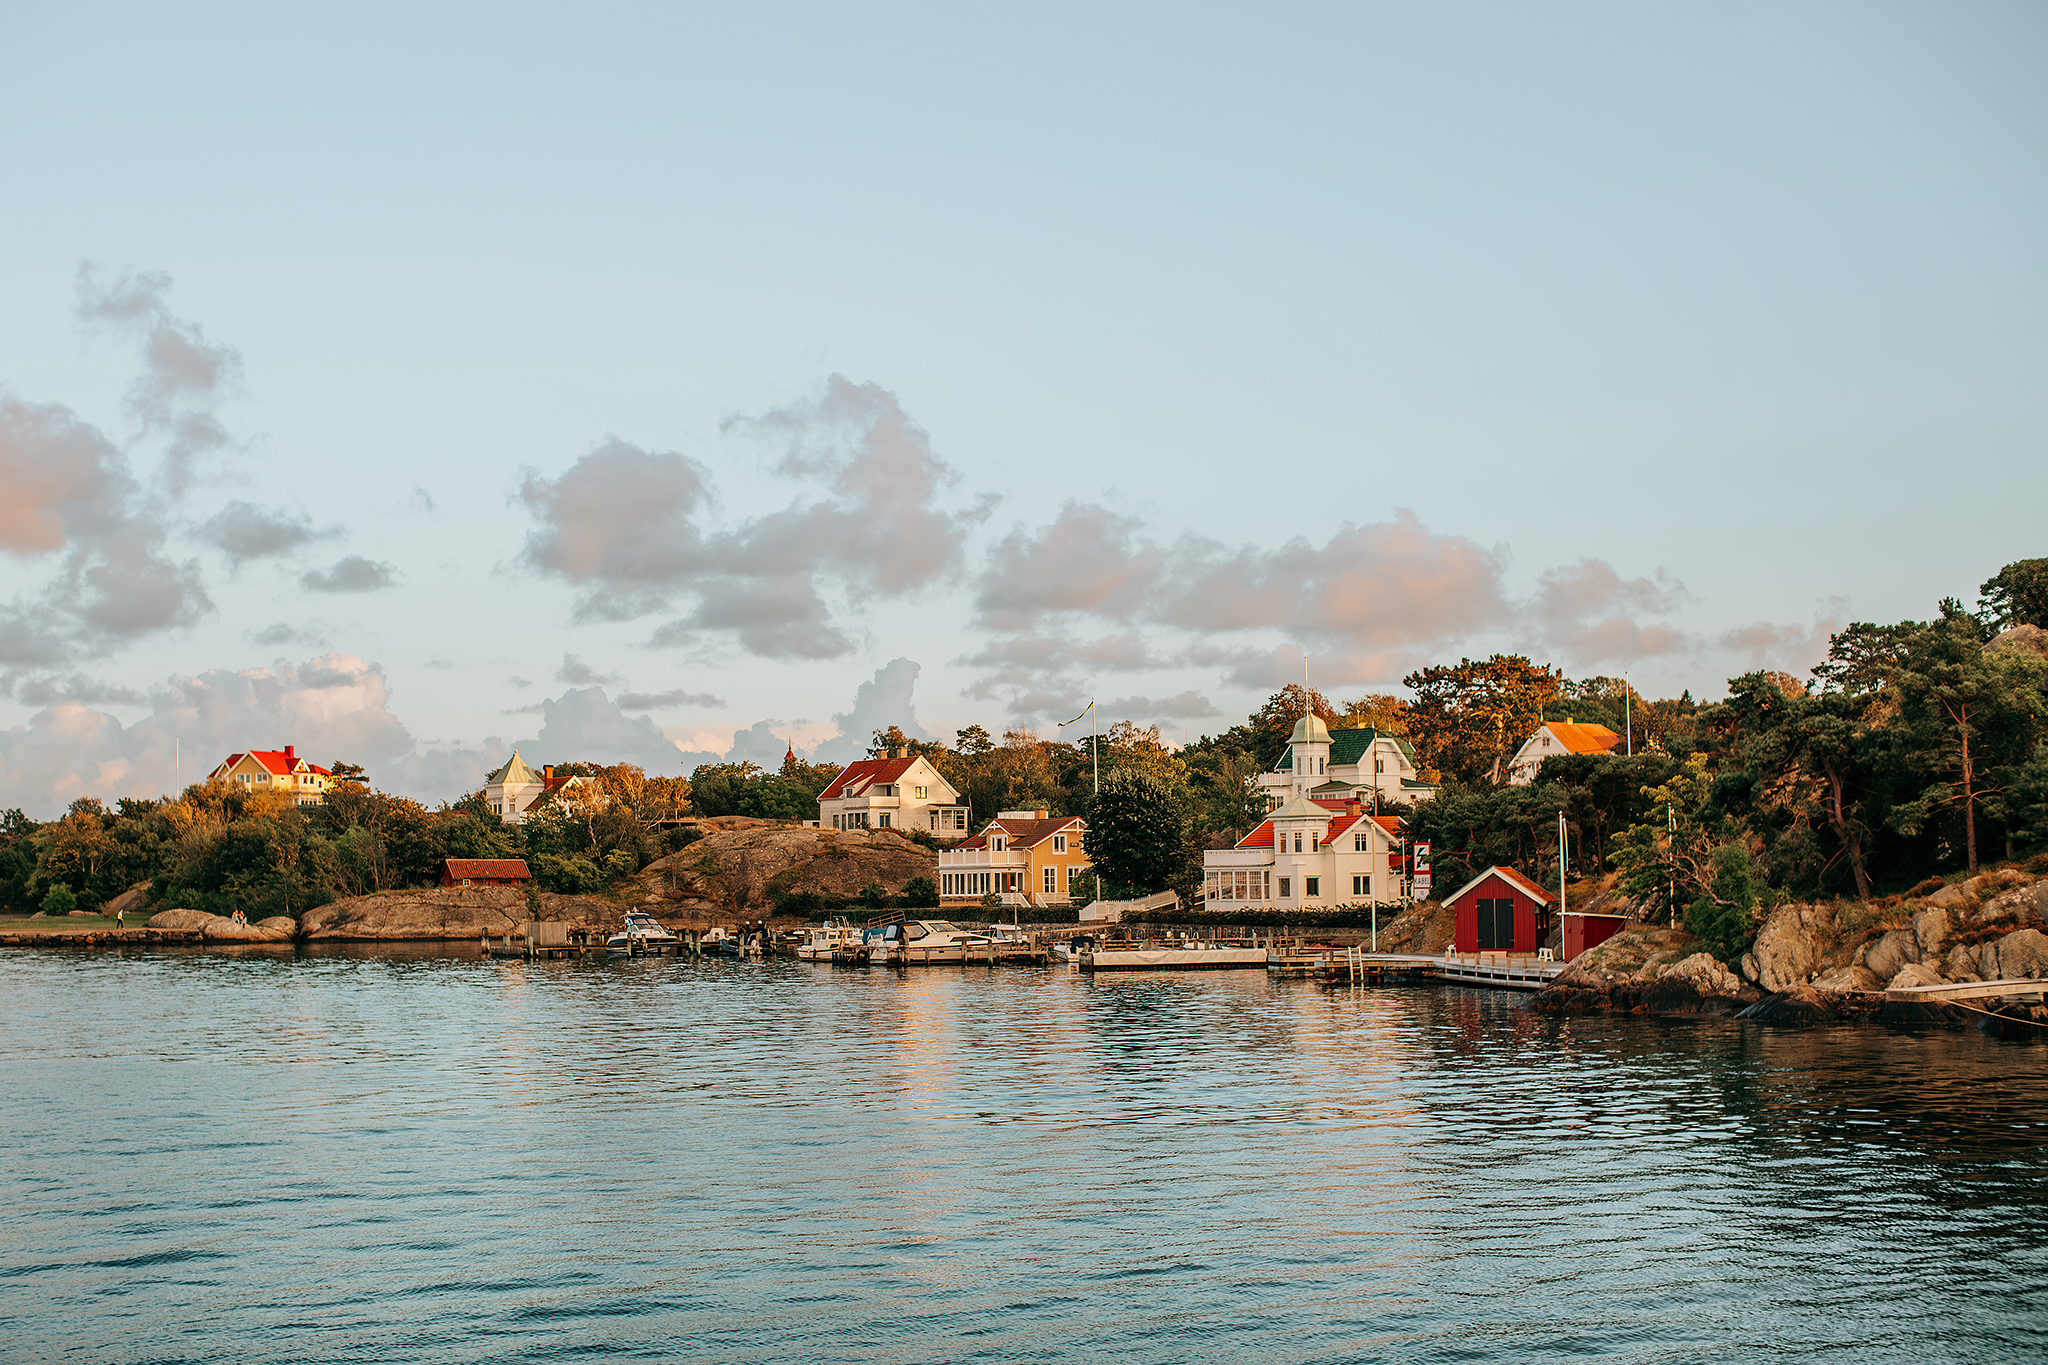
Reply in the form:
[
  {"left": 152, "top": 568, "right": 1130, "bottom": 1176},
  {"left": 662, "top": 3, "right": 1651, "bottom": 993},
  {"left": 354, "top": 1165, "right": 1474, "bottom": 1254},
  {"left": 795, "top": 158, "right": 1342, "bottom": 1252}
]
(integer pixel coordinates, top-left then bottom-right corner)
[
  {"left": 199, "top": 501, "right": 337, "bottom": 567},
  {"left": 811, "top": 657, "right": 930, "bottom": 763},
  {"left": 519, "top": 376, "right": 991, "bottom": 659}
]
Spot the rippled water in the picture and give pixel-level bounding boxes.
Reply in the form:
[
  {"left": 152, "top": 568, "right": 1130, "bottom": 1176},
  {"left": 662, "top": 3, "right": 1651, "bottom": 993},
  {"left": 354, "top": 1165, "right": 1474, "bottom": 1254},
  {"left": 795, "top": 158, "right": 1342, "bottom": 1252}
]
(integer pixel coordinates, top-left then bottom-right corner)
[{"left": 3, "top": 947, "right": 2045, "bottom": 1363}]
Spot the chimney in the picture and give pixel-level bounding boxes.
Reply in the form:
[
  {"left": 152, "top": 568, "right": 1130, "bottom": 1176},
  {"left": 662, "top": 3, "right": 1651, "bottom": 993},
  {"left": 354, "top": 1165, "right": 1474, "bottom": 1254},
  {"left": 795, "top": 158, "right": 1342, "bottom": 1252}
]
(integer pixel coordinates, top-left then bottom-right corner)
[
  {"left": 285, "top": 745, "right": 295, "bottom": 763},
  {"left": 544, "top": 764, "right": 554, "bottom": 780},
  {"left": 1349, "top": 799, "right": 1363, "bottom": 817},
  {"left": 888, "top": 745, "right": 904, "bottom": 759}
]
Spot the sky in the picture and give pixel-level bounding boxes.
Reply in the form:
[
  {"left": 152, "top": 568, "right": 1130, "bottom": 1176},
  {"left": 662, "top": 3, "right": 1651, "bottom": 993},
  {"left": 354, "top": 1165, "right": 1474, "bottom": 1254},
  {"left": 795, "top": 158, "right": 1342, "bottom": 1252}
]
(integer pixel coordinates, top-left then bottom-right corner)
[{"left": 1, "top": 1, "right": 2043, "bottom": 817}]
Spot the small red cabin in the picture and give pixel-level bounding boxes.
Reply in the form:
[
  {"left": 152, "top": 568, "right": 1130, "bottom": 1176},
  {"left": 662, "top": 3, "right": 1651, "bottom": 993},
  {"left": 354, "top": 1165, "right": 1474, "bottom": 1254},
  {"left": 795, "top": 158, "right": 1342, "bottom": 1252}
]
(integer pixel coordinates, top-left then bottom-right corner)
[
  {"left": 1445, "top": 866, "right": 1552, "bottom": 955},
  {"left": 1563, "top": 912, "right": 1629, "bottom": 960},
  {"left": 437, "top": 858, "right": 533, "bottom": 888}
]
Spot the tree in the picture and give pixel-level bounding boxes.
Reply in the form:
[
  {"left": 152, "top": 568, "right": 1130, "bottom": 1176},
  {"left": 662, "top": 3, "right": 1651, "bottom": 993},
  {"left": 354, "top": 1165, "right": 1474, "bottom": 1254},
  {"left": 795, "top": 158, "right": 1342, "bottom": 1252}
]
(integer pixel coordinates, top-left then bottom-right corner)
[
  {"left": 1338, "top": 693, "right": 1409, "bottom": 733},
  {"left": 1686, "top": 843, "right": 1763, "bottom": 964},
  {"left": 1611, "top": 754, "right": 1739, "bottom": 926},
  {"left": 328, "top": 761, "right": 368, "bottom": 784},
  {"left": 1980, "top": 558, "right": 2048, "bottom": 632},
  {"left": 1892, "top": 608, "right": 2048, "bottom": 873},
  {"left": 902, "top": 875, "right": 939, "bottom": 908},
  {"left": 955, "top": 725, "right": 994, "bottom": 758},
  {"left": 1084, "top": 766, "right": 1199, "bottom": 900},
  {"left": 1248, "top": 685, "right": 1340, "bottom": 768},
  {"left": 1402, "top": 655, "right": 1564, "bottom": 786},
  {"left": 41, "top": 882, "right": 78, "bottom": 915}
]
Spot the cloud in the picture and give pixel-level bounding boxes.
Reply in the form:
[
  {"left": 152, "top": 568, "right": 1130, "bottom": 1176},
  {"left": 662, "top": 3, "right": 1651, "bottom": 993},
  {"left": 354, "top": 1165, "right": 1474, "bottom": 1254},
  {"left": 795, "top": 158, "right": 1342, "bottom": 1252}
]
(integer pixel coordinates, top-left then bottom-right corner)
[
  {"left": 199, "top": 501, "right": 337, "bottom": 566},
  {"left": 0, "top": 396, "right": 212, "bottom": 669},
  {"left": 76, "top": 265, "right": 242, "bottom": 497},
  {"left": 519, "top": 376, "right": 991, "bottom": 659},
  {"left": 301, "top": 555, "right": 401, "bottom": 593},
  {"left": 1717, "top": 596, "right": 1851, "bottom": 675},
  {"left": 425, "top": 658, "right": 455, "bottom": 670},
  {"left": 724, "top": 718, "right": 798, "bottom": 765},
  {"left": 0, "top": 652, "right": 416, "bottom": 817},
  {"left": 1526, "top": 559, "right": 1691, "bottom": 668},
  {"left": 1100, "top": 691, "right": 1220, "bottom": 722},
  {"left": 616, "top": 687, "right": 726, "bottom": 710},
  {"left": 247, "top": 622, "right": 330, "bottom": 648},
  {"left": 556, "top": 652, "right": 622, "bottom": 686},
  {"left": 10, "top": 674, "right": 148, "bottom": 708},
  {"left": 527, "top": 686, "right": 691, "bottom": 773},
  {"left": 811, "top": 657, "right": 930, "bottom": 764}
]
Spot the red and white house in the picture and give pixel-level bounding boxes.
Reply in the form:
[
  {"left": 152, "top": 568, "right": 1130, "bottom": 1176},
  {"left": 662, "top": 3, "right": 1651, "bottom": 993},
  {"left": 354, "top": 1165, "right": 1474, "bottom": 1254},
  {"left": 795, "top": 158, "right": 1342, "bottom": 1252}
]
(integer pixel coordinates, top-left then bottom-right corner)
[
  {"left": 1445, "top": 865, "right": 1554, "bottom": 955},
  {"left": 817, "top": 749, "right": 968, "bottom": 836},
  {"left": 1201, "top": 795, "right": 1407, "bottom": 910},
  {"left": 207, "top": 746, "right": 333, "bottom": 806}
]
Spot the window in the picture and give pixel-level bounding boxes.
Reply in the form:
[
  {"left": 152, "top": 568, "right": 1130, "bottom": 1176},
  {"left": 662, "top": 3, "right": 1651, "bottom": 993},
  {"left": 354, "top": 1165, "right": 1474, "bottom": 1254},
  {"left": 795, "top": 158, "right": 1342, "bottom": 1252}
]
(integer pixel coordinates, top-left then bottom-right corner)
[
  {"left": 1375, "top": 758, "right": 1385, "bottom": 773},
  {"left": 915, "top": 786, "right": 927, "bottom": 799},
  {"left": 1305, "top": 877, "right": 1320, "bottom": 897},
  {"left": 1354, "top": 832, "right": 1369, "bottom": 851},
  {"left": 878, "top": 813, "right": 890, "bottom": 828},
  {"left": 993, "top": 836, "right": 1005, "bottom": 851},
  {"left": 1279, "top": 877, "right": 1292, "bottom": 898},
  {"left": 1310, "top": 835, "right": 1319, "bottom": 852},
  {"left": 1353, "top": 875, "right": 1370, "bottom": 896},
  {"left": 1292, "top": 832, "right": 1303, "bottom": 853},
  {"left": 1044, "top": 866, "right": 1056, "bottom": 894},
  {"left": 1053, "top": 834, "right": 1066, "bottom": 853}
]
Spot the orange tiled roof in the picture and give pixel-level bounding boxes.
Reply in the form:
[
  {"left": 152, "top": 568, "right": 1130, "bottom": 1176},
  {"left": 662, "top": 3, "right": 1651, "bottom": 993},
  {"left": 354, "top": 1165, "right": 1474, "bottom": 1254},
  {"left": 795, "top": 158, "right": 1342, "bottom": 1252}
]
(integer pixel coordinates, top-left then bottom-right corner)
[{"left": 1543, "top": 722, "right": 1622, "bottom": 756}]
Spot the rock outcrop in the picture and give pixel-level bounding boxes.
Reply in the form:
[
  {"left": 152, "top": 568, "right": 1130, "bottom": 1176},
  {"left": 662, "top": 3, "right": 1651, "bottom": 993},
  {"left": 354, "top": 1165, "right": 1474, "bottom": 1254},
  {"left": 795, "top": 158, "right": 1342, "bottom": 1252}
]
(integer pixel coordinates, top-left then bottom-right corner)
[
  {"left": 1365, "top": 900, "right": 1456, "bottom": 955},
  {"left": 144, "top": 907, "right": 292, "bottom": 941},
  {"left": 300, "top": 887, "right": 616, "bottom": 941},
  {"left": 100, "top": 883, "right": 153, "bottom": 920},
  {"left": 625, "top": 824, "right": 935, "bottom": 920}
]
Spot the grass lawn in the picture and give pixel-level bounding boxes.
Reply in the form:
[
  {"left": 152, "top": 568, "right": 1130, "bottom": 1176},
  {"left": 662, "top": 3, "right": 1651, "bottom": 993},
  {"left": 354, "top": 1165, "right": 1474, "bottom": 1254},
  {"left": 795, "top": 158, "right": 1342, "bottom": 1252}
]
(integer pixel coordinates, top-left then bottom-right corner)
[{"left": 0, "top": 914, "right": 143, "bottom": 933}]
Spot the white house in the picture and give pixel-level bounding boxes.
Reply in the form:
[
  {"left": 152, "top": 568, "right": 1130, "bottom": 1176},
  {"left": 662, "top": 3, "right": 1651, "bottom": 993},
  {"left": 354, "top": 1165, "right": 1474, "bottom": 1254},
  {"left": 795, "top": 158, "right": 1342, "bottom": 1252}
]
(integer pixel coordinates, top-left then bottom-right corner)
[
  {"left": 484, "top": 750, "right": 597, "bottom": 824},
  {"left": 1505, "top": 721, "right": 1622, "bottom": 786},
  {"left": 817, "top": 749, "right": 969, "bottom": 836},
  {"left": 1202, "top": 795, "right": 1407, "bottom": 910},
  {"left": 1256, "top": 716, "right": 1437, "bottom": 813}
]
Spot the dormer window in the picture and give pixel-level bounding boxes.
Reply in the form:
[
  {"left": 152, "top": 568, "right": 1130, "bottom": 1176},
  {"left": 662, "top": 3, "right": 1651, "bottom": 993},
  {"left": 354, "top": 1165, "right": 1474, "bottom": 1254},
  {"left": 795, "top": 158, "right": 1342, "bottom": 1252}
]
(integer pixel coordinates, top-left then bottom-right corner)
[{"left": 1053, "top": 834, "right": 1066, "bottom": 853}]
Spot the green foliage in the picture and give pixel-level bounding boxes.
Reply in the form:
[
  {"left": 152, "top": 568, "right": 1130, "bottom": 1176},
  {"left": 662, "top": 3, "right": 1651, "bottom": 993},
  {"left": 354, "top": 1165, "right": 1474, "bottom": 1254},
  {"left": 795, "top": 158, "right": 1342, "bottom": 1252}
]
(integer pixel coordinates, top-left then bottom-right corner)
[
  {"left": 602, "top": 848, "right": 639, "bottom": 882},
  {"left": 1084, "top": 766, "right": 1200, "bottom": 900},
  {"left": 978, "top": 889, "right": 1003, "bottom": 915},
  {"left": 1064, "top": 867, "right": 1098, "bottom": 907},
  {"left": 1402, "top": 655, "right": 1565, "bottom": 786},
  {"left": 858, "top": 881, "right": 888, "bottom": 910},
  {"left": 1684, "top": 844, "right": 1762, "bottom": 963},
  {"left": 1980, "top": 558, "right": 2048, "bottom": 632},
  {"left": 902, "top": 875, "right": 939, "bottom": 908},
  {"left": 40, "top": 882, "right": 77, "bottom": 915},
  {"left": 1245, "top": 685, "right": 1340, "bottom": 769},
  {"left": 1610, "top": 754, "right": 1733, "bottom": 926},
  {"left": 532, "top": 854, "right": 604, "bottom": 895}
]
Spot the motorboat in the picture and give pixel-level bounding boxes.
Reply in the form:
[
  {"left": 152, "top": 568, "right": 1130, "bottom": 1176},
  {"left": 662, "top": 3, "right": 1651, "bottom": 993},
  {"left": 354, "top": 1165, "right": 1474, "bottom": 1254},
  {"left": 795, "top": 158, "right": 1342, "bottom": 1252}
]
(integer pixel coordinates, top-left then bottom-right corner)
[
  {"left": 1050, "top": 934, "right": 1098, "bottom": 963},
  {"left": 1076, "top": 937, "right": 1267, "bottom": 971},
  {"left": 870, "top": 919, "right": 995, "bottom": 966},
  {"left": 795, "top": 918, "right": 868, "bottom": 963},
  {"left": 606, "top": 913, "right": 683, "bottom": 954}
]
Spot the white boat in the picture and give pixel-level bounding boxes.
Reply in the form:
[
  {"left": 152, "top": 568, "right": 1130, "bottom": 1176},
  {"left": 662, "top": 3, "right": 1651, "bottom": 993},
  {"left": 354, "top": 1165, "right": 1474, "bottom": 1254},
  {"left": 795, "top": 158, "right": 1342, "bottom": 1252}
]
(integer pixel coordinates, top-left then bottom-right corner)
[
  {"left": 871, "top": 919, "right": 995, "bottom": 966},
  {"left": 1077, "top": 940, "right": 1268, "bottom": 971},
  {"left": 796, "top": 919, "right": 868, "bottom": 962},
  {"left": 606, "top": 913, "right": 682, "bottom": 953}
]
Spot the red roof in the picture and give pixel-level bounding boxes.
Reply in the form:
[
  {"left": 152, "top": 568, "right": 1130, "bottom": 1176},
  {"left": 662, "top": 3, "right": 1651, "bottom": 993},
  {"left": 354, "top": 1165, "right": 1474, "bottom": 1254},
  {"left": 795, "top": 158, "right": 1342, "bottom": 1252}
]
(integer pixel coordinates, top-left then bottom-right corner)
[
  {"left": 956, "top": 814, "right": 1083, "bottom": 850},
  {"left": 438, "top": 858, "right": 533, "bottom": 881},
  {"left": 1444, "top": 864, "right": 1552, "bottom": 906},
  {"left": 217, "top": 749, "right": 331, "bottom": 777},
  {"left": 818, "top": 756, "right": 918, "bottom": 800}
]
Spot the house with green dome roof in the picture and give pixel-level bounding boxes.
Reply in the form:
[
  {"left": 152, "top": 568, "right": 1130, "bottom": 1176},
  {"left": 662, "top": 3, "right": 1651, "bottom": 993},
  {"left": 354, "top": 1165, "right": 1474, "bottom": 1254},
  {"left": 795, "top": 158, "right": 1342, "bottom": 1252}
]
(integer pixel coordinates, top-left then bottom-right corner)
[{"left": 1257, "top": 717, "right": 1437, "bottom": 814}]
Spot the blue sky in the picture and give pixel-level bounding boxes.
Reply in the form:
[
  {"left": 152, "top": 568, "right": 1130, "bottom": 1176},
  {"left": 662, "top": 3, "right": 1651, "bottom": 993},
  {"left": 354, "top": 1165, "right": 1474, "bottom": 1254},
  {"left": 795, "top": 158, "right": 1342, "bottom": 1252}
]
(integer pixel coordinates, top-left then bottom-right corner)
[{"left": 2, "top": 2, "right": 2043, "bottom": 815}]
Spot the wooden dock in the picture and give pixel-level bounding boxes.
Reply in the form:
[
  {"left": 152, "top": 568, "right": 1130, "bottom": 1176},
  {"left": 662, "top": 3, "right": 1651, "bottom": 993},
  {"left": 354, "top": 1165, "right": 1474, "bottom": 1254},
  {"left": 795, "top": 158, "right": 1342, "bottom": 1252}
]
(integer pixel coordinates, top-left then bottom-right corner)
[{"left": 1884, "top": 978, "right": 2047, "bottom": 1004}]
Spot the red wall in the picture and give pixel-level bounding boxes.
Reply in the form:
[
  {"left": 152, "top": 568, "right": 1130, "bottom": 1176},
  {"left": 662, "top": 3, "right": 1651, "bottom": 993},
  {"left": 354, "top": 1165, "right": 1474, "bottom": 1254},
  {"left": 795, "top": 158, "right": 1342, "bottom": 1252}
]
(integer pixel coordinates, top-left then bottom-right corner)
[
  {"left": 1562, "top": 914, "right": 1628, "bottom": 961},
  {"left": 1451, "top": 873, "right": 1545, "bottom": 953}
]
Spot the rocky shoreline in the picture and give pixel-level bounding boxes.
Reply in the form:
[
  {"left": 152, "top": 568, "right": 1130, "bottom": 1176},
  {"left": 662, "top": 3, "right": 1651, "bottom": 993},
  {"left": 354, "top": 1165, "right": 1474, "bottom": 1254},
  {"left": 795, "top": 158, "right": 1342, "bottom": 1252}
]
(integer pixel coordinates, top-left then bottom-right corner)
[{"left": 1531, "top": 867, "right": 2048, "bottom": 1039}]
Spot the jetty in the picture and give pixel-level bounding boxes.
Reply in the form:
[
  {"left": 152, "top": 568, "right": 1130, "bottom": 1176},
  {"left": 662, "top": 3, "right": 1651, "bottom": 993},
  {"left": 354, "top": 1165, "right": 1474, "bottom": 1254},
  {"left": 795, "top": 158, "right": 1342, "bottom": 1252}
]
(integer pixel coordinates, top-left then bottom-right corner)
[{"left": 1883, "top": 978, "right": 2047, "bottom": 1005}]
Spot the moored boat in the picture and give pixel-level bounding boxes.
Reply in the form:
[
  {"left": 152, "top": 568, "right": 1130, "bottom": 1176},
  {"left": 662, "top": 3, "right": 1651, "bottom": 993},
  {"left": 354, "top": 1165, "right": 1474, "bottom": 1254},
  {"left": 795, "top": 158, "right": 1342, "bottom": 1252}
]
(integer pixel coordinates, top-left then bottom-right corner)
[
  {"left": 1077, "top": 939, "right": 1268, "bottom": 971},
  {"left": 796, "top": 918, "right": 868, "bottom": 963},
  {"left": 605, "top": 913, "right": 682, "bottom": 954},
  {"left": 871, "top": 918, "right": 994, "bottom": 966}
]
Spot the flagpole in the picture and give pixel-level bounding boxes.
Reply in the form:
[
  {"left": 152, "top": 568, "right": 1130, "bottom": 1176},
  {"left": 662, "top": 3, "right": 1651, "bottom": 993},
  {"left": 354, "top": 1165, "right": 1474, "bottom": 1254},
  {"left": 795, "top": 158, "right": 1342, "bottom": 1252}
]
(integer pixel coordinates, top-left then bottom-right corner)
[{"left": 1058, "top": 698, "right": 1098, "bottom": 794}]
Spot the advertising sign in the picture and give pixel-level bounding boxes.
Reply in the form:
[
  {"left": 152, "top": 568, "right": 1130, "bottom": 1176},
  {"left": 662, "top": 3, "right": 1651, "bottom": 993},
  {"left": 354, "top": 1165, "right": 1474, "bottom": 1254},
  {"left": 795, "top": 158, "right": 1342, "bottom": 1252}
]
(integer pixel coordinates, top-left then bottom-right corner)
[{"left": 1410, "top": 840, "right": 1432, "bottom": 897}]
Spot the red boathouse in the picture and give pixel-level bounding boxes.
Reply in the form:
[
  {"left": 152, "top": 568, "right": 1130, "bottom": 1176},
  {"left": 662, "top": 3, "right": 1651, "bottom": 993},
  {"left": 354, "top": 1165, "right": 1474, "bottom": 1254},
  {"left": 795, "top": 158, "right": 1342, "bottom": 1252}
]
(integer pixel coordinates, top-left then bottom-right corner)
[
  {"left": 436, "top": 858, "right": 534, "bottom": 888},
  {"left": 1446, "top": 865, "right": 1552, "bottom": 955}
]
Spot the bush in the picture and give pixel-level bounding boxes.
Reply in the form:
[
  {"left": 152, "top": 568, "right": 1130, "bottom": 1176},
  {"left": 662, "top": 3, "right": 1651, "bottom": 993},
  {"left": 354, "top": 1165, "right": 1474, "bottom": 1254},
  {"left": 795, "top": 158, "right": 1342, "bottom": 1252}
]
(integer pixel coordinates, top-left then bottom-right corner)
[
  {"left": 901, "top": 876, "right": 939, "bottom": 908},
  {"left": 1685, "top": 844, "right": 1762, "bottom": 963},
  {"left": 40, "top": 883, "right": 78, "bottom": 916},
  {"left": 533, "top": 854, "right": 605, "bottom": 896},
  {"left": 858, "top": 882, "right": 888, "bottom": 911},
  {"left": 602, "top": 848, "right": 638, "bottom": 882}
]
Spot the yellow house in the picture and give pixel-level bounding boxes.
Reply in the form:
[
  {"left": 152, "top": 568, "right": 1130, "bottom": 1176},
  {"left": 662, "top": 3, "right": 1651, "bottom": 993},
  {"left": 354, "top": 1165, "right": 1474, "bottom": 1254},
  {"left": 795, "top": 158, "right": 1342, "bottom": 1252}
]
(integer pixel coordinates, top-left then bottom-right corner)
[
  {"left": 936, "top": 810, "right": 1091, "bottom": 910},
  {"left": 207, "top": 745, "right": 332, "bottom": 807}
]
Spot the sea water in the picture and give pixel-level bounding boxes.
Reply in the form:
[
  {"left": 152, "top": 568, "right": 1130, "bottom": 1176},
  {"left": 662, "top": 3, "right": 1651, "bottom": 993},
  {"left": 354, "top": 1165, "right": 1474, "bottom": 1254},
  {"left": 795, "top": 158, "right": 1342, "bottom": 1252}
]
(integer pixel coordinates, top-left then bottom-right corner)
[{"left": 3, "top": 946, "right": 2044, "bottom": 1363}]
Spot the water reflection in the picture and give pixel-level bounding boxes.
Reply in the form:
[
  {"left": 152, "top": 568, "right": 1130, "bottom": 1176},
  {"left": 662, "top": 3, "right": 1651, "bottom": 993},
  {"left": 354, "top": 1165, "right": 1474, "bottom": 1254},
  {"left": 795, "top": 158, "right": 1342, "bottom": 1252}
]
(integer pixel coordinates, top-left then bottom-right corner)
[{"left": 1, "top": 949, "right": 2043, "bottom": 1364}]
